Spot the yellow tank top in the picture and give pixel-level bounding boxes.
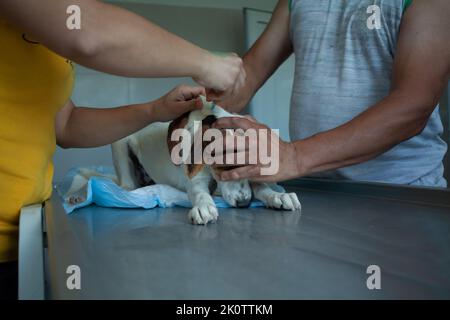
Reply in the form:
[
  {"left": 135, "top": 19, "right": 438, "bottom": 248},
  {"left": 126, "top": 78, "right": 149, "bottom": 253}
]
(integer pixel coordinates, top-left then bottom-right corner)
[{"left": 0, "top": 20, "right": 74, "bottom": 262}]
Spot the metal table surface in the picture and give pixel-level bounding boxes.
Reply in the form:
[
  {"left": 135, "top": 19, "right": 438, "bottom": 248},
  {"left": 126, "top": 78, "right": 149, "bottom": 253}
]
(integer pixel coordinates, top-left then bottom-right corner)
[{"left": 41, "top": 179, "right": 450, "bottom": 299}]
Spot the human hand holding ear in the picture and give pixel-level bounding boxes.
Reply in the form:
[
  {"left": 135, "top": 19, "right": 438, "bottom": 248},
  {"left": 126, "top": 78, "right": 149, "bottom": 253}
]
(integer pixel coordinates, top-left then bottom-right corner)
[{"left": 150, "top": 85, "right": 205, "bottom": 123}]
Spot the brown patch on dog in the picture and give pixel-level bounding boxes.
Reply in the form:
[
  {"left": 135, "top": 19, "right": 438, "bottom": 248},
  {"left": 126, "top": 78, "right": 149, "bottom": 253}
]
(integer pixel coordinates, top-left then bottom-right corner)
[
  {"left": 185, "top": 163, "right": 204, "bottom": 178},
  {"left": 167, "top": 112, "right": 191, "bottom": 158},
  {"left": 201, "top": 115, "right": 218, "bottom": 127},
  {"left": 128, "top": 145, "right": 154, "bottom": 187}
]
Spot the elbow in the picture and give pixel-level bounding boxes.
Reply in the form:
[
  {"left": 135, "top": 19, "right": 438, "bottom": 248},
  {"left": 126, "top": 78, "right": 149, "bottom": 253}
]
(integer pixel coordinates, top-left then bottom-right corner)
[
  {"left": 407, "top": 118, "right": 428, "bottom": 139},
  {"left": 409, "top": 99, "right": 440, "bottom": 139},
  {"left": 67, "top": 2, "right": 117, "bottom": 60},
  {"left": 400, "top": 106, "right": 435, "bottom": 141},
  {"left": 56, "top": 134, "right": 75, "bottom": 149},
  {"left": 52, "top": 22, "right": 104, "bottom": 63},
  {"left": 389, "top": 90, "right": 439, "bottom": 141},
  {"left": 57, "top": 139, "right": 71, "bottom": 150},
  {"left": 69, "top": 32, "right": 102, "bottom": 60}
]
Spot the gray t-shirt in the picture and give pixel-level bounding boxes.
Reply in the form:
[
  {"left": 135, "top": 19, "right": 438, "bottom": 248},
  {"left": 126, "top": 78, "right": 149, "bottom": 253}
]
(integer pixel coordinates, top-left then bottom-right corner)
[{"left": 288, "top": 0, "right": 447, "bottom": 187}]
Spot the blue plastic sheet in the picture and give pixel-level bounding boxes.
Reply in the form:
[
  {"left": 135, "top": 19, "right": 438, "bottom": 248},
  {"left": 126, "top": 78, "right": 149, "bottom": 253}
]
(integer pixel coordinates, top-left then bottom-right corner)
[{"left": 56, "top": 166, "right": 269, "bottom": 214}]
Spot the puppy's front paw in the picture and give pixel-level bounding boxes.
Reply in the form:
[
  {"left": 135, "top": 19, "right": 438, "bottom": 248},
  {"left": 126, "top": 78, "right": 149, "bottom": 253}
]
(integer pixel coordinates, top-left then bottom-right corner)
[
  {"left": 263, "top": 192, "right": 301, "bottom": 211},
  {"left": 188, "top": 205, "right": 219, "bottom": 225}
]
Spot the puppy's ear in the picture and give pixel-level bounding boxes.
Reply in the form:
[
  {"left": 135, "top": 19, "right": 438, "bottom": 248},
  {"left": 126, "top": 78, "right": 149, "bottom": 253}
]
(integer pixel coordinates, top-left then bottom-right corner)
[
  {"left": 185, "top": 115, "right": 218, "bottom": 178},
  {"left": 202, "top": 115, "right": 217, "bottom": 127},
  {"left": 167, "top": 112, "right": 190, "bottom": 163}
]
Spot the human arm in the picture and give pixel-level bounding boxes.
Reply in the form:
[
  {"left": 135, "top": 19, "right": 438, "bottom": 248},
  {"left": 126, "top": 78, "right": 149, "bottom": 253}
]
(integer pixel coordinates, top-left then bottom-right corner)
[
  {"left": 0, "top": 0, "right": 244, "bottom": 94},
  {"left": 55, "top": 86, "right": 204, "bottom": 148},
  {"left": 214, "top": 0, "right": 293, "bottom": 111},
  {"left": 213, "top": 0, "right": 450, "bottom": 182}
]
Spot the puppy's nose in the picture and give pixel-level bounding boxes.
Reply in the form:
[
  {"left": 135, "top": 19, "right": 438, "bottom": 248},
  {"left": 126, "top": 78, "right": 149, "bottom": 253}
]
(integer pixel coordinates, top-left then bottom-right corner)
[{"left": 236, "top": 197, "right": 252, "bottom": 208}]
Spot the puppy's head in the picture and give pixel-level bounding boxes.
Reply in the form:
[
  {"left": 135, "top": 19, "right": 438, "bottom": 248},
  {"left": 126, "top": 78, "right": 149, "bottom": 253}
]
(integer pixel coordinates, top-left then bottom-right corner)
[
  {"left": 167, "top": 96, "right": 253, "bottom": 207},
  {"left": 167, "top": 96, "right": 219, "bottom": 178}
]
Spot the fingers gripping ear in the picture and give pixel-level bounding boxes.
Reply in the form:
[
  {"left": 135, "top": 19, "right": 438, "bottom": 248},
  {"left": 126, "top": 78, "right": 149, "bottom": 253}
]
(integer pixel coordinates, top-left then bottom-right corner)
[{"left": 179, "top": 98, "right": 203, "bottom": 113}]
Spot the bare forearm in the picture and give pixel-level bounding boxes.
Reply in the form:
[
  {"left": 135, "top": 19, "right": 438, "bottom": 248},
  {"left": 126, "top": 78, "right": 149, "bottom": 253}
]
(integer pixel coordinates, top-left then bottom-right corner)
[
  {"left": 242, "top": 30, "right": 292, "bottom": 99},
  {"left": 68, "top": 2, "right": 210, "bottom": 78},
  {"left": 219, "top": 0, "right": 292, "bottom": 113},
  {"left": 0, "top": 0, "right": 209, "bottom": 78},
  {"left": 58, "top": 103, "right": 153, "bottom": 148},
  {"left": 294, "top": 92, "right": 435, "bottom": 176}
]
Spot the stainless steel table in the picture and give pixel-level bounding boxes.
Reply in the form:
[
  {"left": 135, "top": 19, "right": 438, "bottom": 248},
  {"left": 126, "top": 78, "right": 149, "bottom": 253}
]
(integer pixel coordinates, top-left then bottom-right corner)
[{"left": 27, "top": 179, "right": 450, "bottom": 299}]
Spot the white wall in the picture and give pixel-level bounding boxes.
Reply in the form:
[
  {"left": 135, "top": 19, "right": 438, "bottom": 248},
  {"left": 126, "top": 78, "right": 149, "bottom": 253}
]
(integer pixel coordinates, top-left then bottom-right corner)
[{"left": 53, "top": 2, "right": 262, "bottom": 181}]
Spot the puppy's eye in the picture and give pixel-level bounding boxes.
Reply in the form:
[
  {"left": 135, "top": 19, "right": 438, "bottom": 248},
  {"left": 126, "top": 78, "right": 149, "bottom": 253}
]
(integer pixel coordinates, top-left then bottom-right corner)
[{"left": 202, "top": 115, "right": 217, "bottom": 126}]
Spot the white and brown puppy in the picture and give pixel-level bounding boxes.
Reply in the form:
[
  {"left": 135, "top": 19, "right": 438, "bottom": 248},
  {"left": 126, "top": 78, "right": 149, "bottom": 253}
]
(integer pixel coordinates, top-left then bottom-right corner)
[{"left": 111, "top": 97, "right": 301, "bottom": 225}]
